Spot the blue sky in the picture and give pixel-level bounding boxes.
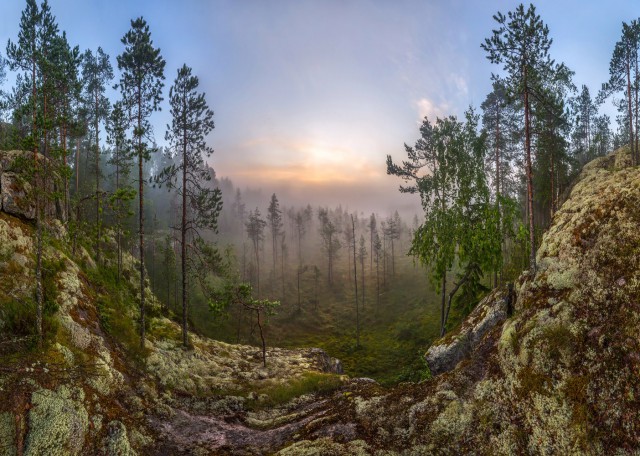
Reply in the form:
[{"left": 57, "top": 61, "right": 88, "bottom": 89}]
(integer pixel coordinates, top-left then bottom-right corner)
[{"left": 0, "top": 0, "right": 637, "bottom": 214}]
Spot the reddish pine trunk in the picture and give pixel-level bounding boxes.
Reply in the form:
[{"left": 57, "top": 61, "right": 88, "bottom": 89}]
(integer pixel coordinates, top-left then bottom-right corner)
[
  {"left": 627, "top": 60, "right": 635, "bottom": 166},
  {"left": 524, "top": 66, "right": 536, "bottom": 272},
  {"left": 181, "top": 97, "right": 189, "bottom": 347},
  {"left": 138, "top": 91, "right": 146, "bottom": 349}
]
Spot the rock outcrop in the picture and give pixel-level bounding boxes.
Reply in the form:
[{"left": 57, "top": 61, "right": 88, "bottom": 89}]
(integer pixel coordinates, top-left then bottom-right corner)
[
  {"left": 270, "top": 146, "right": 640, "bottom": 454},
  {"left": 0, "top": 150, "right": 66, "bottom": 222},
  {"left": 425, "top": 287, "right": 509, "bottom": 375}
]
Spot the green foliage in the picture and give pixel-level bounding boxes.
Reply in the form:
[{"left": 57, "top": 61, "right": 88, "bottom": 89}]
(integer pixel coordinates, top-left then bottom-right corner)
[{"left": 388, "top": 110, "right": 502, "bottom": 333}]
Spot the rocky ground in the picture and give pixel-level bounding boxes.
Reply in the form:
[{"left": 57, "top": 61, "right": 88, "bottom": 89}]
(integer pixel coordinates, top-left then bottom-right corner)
[{"left": 0, "top": 145, "right": 639, "bottom": 455}]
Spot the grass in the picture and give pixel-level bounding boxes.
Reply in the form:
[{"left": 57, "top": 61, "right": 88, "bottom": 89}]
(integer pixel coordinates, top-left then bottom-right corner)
[{"left": 245, "top": 372, "right": 343, "bottom": 410}]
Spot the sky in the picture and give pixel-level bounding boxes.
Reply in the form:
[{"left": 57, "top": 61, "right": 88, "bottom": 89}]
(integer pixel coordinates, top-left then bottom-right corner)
[{"left": 0, "top": 0, "right": 637, "bottom": 216}]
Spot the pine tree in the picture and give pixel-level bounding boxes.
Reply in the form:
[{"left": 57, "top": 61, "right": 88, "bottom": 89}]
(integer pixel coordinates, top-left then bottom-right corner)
[
  {"left": 318, "top": 207, "right": 340, "bottom": 286},
  {"left": 266, "top": 193, "right": 283, "bottom": 281},
  {"left": 6, "top": 0, "right": 59, "bottom": 346},
  {"left": 106, "top": 101, "right": 134, "bottom": 282},
  {"left": 246, "top": 208, "right": 266, "bottom": 298},
  {"left": 116, "top": 17, "right": 165, "bottom": 348},
  {"left": 368, "top": 213, "right": 376, "bottom": 274},
  {"left": 156, "top": 64, "right": 221, "bottom": 347},
  {"left": 351, "top": 215, "right": 360, "bottom": 348},
  {"left": 82, "top": 47, "right": 113, "bottom": 263},
  {"left": 571, "top": 85, "right": 598, "bottom": 164},
  {"left": 294, "top": 206, "right": 312, "bottom": 265},
  {"left": 482, "top": 3, "right": 565, "bottom": 272},
  {"left": 358, "top": 234, "right": 367, "bottom": 310},
  {"left": 602, "top": 20, "right": 640, "bottom": 165},
  {"left": 373, "top": 231, "right": 381, "bottom": 310}
]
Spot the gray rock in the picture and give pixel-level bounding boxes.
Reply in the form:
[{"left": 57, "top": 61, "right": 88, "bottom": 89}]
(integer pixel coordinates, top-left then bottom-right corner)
[
  {"left": 0, "top": 150, "right": 26, "bottom": 173},
  {"left": 425, "top": 288, "right": 508, "bottom": 376},
  {"left": 309, "top": 348, "right": 344, "bottom": 375},
  {"left": 0, "top": 150, "right": 66, "bottom": 222},
  {"left": 1, "top": 172, "right": 35, "bottom": 220}
]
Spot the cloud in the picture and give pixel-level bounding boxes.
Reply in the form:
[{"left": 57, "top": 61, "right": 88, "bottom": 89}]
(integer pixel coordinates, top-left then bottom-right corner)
[
  {"left": 414, "top": 97, "right": 451, "bottom": 123},
  {"left": 450, "top": 73, "right": 468, "bottom": 96}
]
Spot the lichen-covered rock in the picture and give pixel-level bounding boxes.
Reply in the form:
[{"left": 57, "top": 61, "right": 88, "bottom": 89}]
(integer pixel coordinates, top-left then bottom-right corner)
[
  {"left": 102, "top": 420, "right": 137, "bottom": 456},
  {"left": 1, "top": 172, "right": 35, "bottom": 220},
  {"left": 425, "top": 287, "right": 507, "bottom": 375},
  {"left": 0, "top": 411, "right": 17, "bottom": 456},
  {"left": 0, "top": 150, "right": 66, "bottom": 222},
  {"left": 147, "top": 320, "right": 343, "bottom": 395},
  {"left": 277, "top": 437, "right": 371, "bottom": 455},
  {"left": 280, "top": 146, "right": 640, "bottom": 455},
  {"left": 24, "top": 386, "right": 89, "bottom": 456}
]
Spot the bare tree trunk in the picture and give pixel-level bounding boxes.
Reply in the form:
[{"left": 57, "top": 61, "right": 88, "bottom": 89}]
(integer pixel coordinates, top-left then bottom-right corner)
[
  {"left": 360, "top": 252, "right": 365, "bottom": 311},
  {"left": 75, "top": 138, "right": 80, "bottom": 194},
  {"left": 627, "top": 60, "right": 635, "bottom": 166},
  {"left": 138, "top": 93, "right": 146, "bottom": 350},
  {"left": 256, "top": 309, "right": 266, "bottom": 367},
  {"left": 494, "top": 102, "right": 501, "bottom": 288},
  {"left": 95, "top": 91, "right": 101, "bottom": 264},
  {"left": 351, "top": 215, "right": 360, "bottom": 348},
  {"left": 182, "top": 123, "right": 188, "bottom": 347},
  {"left": 550, "top": 146, "right": 555, "bottom": 219},
  {"left": 524, "top": 67, "right": 536, "bottom": 272}
]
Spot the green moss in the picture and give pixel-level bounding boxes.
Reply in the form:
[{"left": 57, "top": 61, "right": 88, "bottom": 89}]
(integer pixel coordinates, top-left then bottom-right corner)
[{"left": 24, "top": 386, "right": 89, "bottom": 456}]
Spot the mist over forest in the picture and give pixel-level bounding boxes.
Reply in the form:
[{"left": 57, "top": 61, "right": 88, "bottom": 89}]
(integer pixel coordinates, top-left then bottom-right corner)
[{"left": 2, "top": 1, "right": 640, "bottom": 453}]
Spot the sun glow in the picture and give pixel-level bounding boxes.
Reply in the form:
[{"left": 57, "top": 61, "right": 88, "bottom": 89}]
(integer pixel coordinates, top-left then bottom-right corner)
[{"left": 220, "top": 136, "right": 382, "bottom": 186}]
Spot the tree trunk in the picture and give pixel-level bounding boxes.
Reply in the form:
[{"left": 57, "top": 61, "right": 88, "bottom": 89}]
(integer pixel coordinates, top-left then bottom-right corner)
[
  {"left": 524, "top": 67, "right": 536, "bottom": 272},
  {"left": 75, "top": 138, "right": 80, "bottom": 194},
  {"left": 138, "top": 92, "right": 146, "bottom": 350},
  {"left": 440, "top": 273, "right": 447, "bottom": 337},
  {"left": 376, "top": 253, "right": 380, "bottom": 311},
  {"left": 351, "top": 216, "right": 360, "bottom": 348},
  {"left": 550, "top": 146, "right": 555, "bottom": 219},
  {"left": 182, "top": 112, "right": 188, "bottom": 347},
  {"left": 391, "top": 239, "right": 395, "bottom": 277},
  {"left": 494, "top": 100, "right": 501, "bottom": 288},
  {"left": 256, "top": 309, "right": 267, "bottom": 367},
  {"left": 360, "top": 255, "right": 365, "bottom": 311},
  {"left": 95, "top": 91, "right": 101, "bottom": 264},
  {"left": 627, "top": 59, "right": 635, "bottom": 166}
]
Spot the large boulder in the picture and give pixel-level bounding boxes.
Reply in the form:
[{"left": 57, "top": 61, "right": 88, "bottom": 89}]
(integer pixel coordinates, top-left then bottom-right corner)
[
  {"left": 0, "top": 150, "right": 66, "bottom": 221},
  {"left": 425, "top": 287, "right": 509, "bottom": 376},
  {"left": 1, "top": 172, "right": 36, "bottom": 220}
]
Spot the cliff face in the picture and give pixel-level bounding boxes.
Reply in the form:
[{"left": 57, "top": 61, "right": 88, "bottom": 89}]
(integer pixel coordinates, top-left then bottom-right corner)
[{"left": 274, "top": 146, "right": 640, "bottom": 455}]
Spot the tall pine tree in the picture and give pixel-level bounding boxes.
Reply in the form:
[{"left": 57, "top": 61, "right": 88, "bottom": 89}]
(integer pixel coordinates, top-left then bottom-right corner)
[
  {"left": 156, "top": 64, "right": 222, "bottom": 347},
  {"left": 117, "top": 17, "right": 165, "bottom": 348}
]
